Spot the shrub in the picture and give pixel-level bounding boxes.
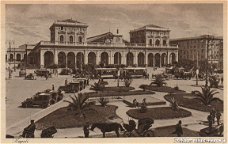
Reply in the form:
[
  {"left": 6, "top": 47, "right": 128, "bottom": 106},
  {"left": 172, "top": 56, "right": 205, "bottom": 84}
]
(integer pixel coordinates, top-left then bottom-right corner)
[
  {"left": 139, "top": 105, "right": 147, "bottom": 113},
  {"left": 169, "top": 97, "right": 179, "bottom": 111},
  {"left": 98, "top": 97, "right": 109, "bottom": 107},
  {"left": 174, "top": 85, "right": 179, "bottom": 91},
  {"left": 150, "top": 75, "right": 167, "bottom": 87},
  {"left": 124, "top": 79, "right": 133, "bottom": 87},
  {"left": 90, "top": 82, "right": 105, "bottom": 92},
  {"left": 139, "top": 84, "right": 147, "bottom": 91}
]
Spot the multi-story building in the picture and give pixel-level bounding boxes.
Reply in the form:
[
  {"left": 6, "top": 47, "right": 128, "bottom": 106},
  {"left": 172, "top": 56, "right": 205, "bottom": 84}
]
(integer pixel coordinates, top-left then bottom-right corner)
[
  {"left": 7, "top": 19, "right": 178, "bottom": 69},
  {"left": 170, "top": 35, "right": 223, "bottom": 69}
]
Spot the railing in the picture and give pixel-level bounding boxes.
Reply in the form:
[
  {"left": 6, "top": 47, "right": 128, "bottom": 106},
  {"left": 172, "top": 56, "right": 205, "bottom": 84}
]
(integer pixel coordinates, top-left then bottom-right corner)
[{"left": 39, "top": 41, "right": 178, "bottom": 49}]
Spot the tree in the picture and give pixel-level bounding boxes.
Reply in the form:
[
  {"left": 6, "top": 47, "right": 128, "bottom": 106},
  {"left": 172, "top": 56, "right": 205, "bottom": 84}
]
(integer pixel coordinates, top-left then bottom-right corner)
[
  {"left": 64, "top": 93, "right": 94, "bottom": 118},
  {"left": 193, "top": 86, "right": 220, "bottom": 106},
  {"left": 98, "top": 97, "right": 109, "bottom": 107},
  {"left": 150, "top": 75, "right": 167, "bottom": 87}
]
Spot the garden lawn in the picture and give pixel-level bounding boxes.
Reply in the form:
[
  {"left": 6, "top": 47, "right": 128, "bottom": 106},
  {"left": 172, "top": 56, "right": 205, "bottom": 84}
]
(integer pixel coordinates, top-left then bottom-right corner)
[
  {"left": 144, "top": 85, "right": 185, "bottom": 93},
  {"left": 35, "top": 105, "right": 119, "bottom": 129},
  {"left": 126, "top": 107, "right": 191, "bottom": 120},
  {"left": 164, "top": 93, "right": 223, "bottom": 112},
  {"left": 100, "top": 86, "right": 135, "bottom": 92}
]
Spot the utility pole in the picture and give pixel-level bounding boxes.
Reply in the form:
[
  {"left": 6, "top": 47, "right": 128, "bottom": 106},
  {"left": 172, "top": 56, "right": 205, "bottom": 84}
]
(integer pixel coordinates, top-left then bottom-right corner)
[
  {"left": 205, "top": 35, "right": 210, "bottom": 87},
  {"left": 196, "top": 51, "right": 199, "bottom": 86}
]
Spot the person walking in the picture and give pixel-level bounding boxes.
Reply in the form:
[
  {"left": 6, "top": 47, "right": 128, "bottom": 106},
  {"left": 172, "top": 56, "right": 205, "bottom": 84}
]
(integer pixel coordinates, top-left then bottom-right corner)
[
  {"left": 210, "top": 108, "right": 216, "bottom": 124},
  {"left": 207, "top": 114, "right": 213, "bottom": 132},
  {"left": 216, "top": 110, "right": 221, "bottom": 125},
  {"left": 52, "top": 84, "right": 55, "bottom": 91},
  {"left": 172, "top": 120, "right": 183, "bottom": 137},
  {"left": 65, "top": 78, "right": 68, "bottom": 86},
  {"left": 83, "top": 124, "right": 90, "bottom": 138},
  {"left": 22, "top": 120, "right": 36, "bottom": 138}
]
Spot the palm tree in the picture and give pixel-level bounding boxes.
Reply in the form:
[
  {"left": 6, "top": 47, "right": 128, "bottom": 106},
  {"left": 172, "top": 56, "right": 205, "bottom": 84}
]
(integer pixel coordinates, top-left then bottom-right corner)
[
  {"left": 150, "top": 75, "right": 166, "bottom": 87},
  {"left": 64, "top": 93, "right": 94, "bottom": 118},
  {"left": 194, "top": 86, "right": 220, "bottom": 106}
]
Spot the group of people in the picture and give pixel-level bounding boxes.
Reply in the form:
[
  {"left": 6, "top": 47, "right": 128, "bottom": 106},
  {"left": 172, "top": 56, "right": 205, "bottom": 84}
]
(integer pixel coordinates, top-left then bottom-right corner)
[
  {"left": 207, "top": 109, "right": 222, "bottom": 131},
  {"left": 132, "top": 98, "right": 146, "bottom": 107}
]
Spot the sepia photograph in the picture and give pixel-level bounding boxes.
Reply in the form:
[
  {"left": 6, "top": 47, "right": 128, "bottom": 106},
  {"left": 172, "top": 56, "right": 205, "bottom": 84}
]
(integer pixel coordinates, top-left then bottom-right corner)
[{"left": 1, "top": 1, "right": 227, "bottom": 143}]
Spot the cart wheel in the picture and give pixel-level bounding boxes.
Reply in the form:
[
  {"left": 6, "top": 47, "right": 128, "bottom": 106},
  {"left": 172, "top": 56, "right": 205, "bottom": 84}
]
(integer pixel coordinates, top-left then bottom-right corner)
[
  {"left": 123, "top": 131, "right": 131, "bottom": 137},
  {"left": 143, "top": 130, "right": 155, "bottom": 137}
]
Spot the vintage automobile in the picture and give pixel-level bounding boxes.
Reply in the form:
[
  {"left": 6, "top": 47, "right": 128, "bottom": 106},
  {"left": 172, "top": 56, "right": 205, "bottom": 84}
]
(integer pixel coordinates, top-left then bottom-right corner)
[
  {"left": 34, "top": 69, "right": 52, "bottom": 78},
  {"left": 19, "top": 69, "right": 26, "bottom": 77},
  {"left": 21, "top": 90, "right": 63, "bottom": 108},
  {"left": 59, "top": 68, "right": 72, "bottom": 75},
  {"left": 58, "top": 81, "right": 80, "bottom": 93},
  {"left": 24, "top": 73, "right": 35, "bottom": 80}
]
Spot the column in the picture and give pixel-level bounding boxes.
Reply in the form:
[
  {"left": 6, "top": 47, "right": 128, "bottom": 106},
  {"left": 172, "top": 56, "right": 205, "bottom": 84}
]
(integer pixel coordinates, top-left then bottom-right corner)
[
  {"left": 40, "top": 50, "right": 44, "bottom": 68},
  {"left": 84, "top": 51, "right": 88, "bottom": 64},
  {"left": 134, "top": 51, "right": 138, "bottom": 66},
  {"left": 66, "top": 52, "right": 68, "bottom": 68},
  {"left": 110, "top": 51, "right": 113, "bottom": 64},
  {"left": 176, "top": 51, "right": 179, "bottom": 62},
  {"left": 96, "top": 51, "right": 100, "bottom": 65},
  {"left": 145, "top": 52, "right": 148, "bottom": 67},
  {"left": 122, "top": 51, "right": 126, "bottom": 65},
  {"left": 167, "top": 52, "right": 170, "bottom": 64},
  {"left": 54, "top": 49, "right": 58, "bottom": 65}
]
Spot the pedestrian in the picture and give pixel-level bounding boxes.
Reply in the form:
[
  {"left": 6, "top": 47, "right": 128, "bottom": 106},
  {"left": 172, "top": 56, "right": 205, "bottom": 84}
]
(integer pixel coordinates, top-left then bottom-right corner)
[
  {"left": 52, "top": 84, "right": 55, "bottom": 91},
  {"left": 216, "top": 110, "right": 221, "bottom": 125},
  {"left": 65, "top": 78, "right": 68, "bottom": 86},
  {"left": 218, "top": 123, "right": 223, "bottom": 136},
  {"left": 83, "top": 124, "right": 90, "bottom": 138},
  {"left": 22, "top": 120, "right": 36, "bottom": 138},
  {"left": 172, "top": 120, "right": 183, "bottom": 137},
  {"left": 45, "top": 73, "right": 48, "bottom": 80},
  {"left": 207, "top": 114, "right": 213, "bottom": 132},
  {"left": 142, "top": 98, "right": 146, "bottom": 106},
  {"left": 221, "top": 77, "right": 223, "bottom": 85},
  {"left": 210, "top": 108, "right": 216, "bottom": 124}
]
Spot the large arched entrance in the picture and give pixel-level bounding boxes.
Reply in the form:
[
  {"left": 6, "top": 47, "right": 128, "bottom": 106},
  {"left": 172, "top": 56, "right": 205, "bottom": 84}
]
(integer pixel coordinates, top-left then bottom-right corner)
[
  {"left": 155, "top": 53, "right": 161, "bottom": 67},
  {"left": 44, "top": 51, "right": 54, "bottom": 68},
  {"left": 138, "top": 52, "right": 145, "bottom": 67},
  {"left": 88, "top": 52, "right": 96, "bottom": 65},
  {"left": 101, "top": 52, "right": 109, "bottom": 66},
  {"left": 170, "top": 53, "right": 176, "bottom": 64},
  {"left": 114, "top": 52, "right": 121, "bottom": 65},
  {"left": 67, "top": 52, "right": 75, "bottom": 69},
  {"left": 76, "top": 52, "right": 84, "bottom": 69},
  {"left": 126, "top": 52, "right": 134, "bottom": 66},
  {"left": 16, "top": 54, "right": 21, "bottom": 61},
  {"left": 148, "top": 53, "right": 153, "bottom": 67},
  {"left": 161, "top": 53, "right": 166, "bottom": 67},
  {"left": 58, "top": 52, "right": 66, "bottom": 68}
]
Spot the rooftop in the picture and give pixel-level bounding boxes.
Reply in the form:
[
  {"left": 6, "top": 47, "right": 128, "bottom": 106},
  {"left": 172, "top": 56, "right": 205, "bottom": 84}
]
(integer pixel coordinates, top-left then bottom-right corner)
[
  {"left": 50, "top": 18, "right": 88, "bottom": 29},
  {"left": 170, "top": 35, "right": 223, "bottom": 41},
  {"left": 130, "top": 24, "right": 170, "bottom": 33}
]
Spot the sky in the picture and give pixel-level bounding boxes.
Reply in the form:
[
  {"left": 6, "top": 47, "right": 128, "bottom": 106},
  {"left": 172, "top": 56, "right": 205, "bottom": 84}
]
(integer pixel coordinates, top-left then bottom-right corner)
[{"left": 5, "top": 4, "right": 223, "bottom": 47}]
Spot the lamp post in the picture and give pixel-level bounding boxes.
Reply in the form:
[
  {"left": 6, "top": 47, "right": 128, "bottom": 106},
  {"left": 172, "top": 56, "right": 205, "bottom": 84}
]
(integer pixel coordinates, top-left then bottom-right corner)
[{"left": 196, "top": 51, "right": 199, "bottom": 86}]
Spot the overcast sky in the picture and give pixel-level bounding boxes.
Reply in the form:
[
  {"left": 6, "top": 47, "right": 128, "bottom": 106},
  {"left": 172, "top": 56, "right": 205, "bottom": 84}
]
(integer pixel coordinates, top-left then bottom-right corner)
[{"left": 5, "top": 4, "right": 223, "bottom": 47}]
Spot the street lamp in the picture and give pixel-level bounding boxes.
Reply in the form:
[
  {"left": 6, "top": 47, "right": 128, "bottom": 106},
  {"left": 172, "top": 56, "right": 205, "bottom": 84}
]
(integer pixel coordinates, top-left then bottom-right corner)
[{"left": 205, "top": 35, "right": 214, "bottom": 87}]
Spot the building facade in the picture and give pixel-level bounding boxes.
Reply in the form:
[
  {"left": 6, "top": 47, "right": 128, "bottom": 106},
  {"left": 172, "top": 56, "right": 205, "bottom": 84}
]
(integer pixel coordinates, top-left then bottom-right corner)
[
  {"left": 8, "top": 19, "right": 179, "bottom": 69},
  {"left": 170, "top": 35, "right": 223, "bottom": 69}
]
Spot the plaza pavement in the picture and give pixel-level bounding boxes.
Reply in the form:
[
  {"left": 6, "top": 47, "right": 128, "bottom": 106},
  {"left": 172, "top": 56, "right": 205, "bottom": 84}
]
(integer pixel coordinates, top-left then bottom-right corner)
[{"left": 5, "top": 68, "right": 224, "bottom": 138}]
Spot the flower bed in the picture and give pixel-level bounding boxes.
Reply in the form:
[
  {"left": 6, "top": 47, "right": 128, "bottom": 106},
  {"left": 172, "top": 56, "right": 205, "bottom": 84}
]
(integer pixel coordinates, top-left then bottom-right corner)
[
  {"left": 102, "top": 86, "right": 135, "bottom": 92},
  {"left": 144, "top": 85, "right": 185, "bottom": 93},
  {"left": 164, "top": 93, "right": 223, "bottom": 112},
  {"left": 35, "top": 105, "right": 119, "bottom": 129},
  {"left": 83, "top": 90, "right": 155, "bottom": 98},
  {"left": 126, "top": 107, "right": 192, "bottom": 120}
]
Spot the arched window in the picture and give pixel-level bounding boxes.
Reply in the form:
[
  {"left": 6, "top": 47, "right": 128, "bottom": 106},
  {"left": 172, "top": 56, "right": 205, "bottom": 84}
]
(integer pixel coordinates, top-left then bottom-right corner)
[
  {"left": 78, "top": 36, "right": 82, "bottom": 43},
  {"left": 155, "top": 39, "right": 160, "bottom": 46},
  {"left": 69, "top": 36, "right": 74, "bottom": 44},
  {"left": 10, "top": 54, "right": 13, "bottom": 61},
  {"left": 149, "top": 39, "right": 152, "bottom": 46},
  {"left": 163, "top": 40, "right": 167, "bottom": 46},
  {"left": 16, "top": 54, "right": 21, "bottom": 61},
  {"left": 60, "top": 35, "right": 64, "bottom": 43}
]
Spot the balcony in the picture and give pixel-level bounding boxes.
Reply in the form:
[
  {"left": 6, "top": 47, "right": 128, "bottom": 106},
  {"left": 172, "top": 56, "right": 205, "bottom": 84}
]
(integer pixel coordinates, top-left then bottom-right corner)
[{"left": 39, "top": 41, "right": 178, "bottom": 49}]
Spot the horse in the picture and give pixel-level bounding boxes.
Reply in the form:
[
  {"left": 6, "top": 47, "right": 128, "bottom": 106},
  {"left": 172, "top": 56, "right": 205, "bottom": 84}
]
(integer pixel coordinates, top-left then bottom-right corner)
[{"left": 90, "top": 123, "right": 125, "bottom": 138}]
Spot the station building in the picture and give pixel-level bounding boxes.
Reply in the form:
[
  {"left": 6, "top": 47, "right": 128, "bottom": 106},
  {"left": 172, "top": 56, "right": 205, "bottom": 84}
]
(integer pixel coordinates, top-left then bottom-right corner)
[{"left": 7, "top": 19, "right": 179, "bottom": 69}]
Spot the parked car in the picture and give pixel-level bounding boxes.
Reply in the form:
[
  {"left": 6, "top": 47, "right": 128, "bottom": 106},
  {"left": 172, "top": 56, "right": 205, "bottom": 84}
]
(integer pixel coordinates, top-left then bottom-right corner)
[
  {"left": 58, "top": 81, "right": 80, "bottom": 93},
  {"left": 19, "top": 69, "right": 26, "bottom": 77},
  {"left": 34, "top": 69, "right": 52, "bottom": 78},
  {"left": 21, "top": 90, "right": 63, "bottom": 108},
  {"left": 24, "top": 73, "right": 35, "bottom": 80},
  {"left": 59, "top": 68, "right": 72, "bottom": 75}
]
